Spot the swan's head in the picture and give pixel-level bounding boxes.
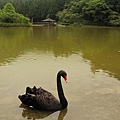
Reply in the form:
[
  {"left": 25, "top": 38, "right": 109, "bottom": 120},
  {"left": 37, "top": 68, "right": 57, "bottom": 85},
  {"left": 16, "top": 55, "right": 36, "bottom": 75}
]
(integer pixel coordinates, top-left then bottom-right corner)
[{"left": 59, "top": 70, "right": 67, "bottom": 82}]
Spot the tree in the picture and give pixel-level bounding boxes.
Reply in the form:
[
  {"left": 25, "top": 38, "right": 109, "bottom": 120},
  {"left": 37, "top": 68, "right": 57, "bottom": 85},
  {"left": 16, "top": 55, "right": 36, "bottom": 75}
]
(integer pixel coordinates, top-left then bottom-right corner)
[
  {"left": 105, "top": 0, "right": 120, "bottom": 13},
  {"left": 82, "top": 0, "right": 111, "bottom": 25},
  {"left": 57, "top": 0, "right": 120, "bottom": 26},
  {"left": 0, "top": 0, "right": 73, "bottom": 22},
  {"left": 0, "top": 3, "right": 31, "bottom": 26},
  {"left": 3, "top": 2, "right": 15, "bottom": 13}
]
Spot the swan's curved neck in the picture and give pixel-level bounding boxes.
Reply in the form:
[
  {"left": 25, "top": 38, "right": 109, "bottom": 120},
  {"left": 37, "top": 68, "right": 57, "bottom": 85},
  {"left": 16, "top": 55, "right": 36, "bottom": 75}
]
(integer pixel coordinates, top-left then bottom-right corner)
[{"left": 57, "top": 73, "right": 68, "bottom": 109}]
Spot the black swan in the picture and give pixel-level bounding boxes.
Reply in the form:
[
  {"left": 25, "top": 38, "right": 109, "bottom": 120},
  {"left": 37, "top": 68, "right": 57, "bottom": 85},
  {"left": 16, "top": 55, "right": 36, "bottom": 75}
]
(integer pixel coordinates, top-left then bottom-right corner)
[{"left": 18, "top": 70, "right": 68, "bottom": 111}]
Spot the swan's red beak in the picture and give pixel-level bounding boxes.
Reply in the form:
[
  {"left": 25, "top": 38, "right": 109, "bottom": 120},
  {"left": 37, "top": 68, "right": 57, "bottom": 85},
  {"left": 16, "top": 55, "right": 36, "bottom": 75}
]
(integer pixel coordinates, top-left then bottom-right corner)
[{"left": 64, "top": 75, "right": 67, "bottom": 83}]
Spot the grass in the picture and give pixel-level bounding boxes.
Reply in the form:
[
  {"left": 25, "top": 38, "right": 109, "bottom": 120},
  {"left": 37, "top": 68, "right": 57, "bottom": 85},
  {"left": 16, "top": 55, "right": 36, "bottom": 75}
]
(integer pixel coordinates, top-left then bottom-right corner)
[{"left": 0, "top": 22, "right": 32, "bottom": 27}]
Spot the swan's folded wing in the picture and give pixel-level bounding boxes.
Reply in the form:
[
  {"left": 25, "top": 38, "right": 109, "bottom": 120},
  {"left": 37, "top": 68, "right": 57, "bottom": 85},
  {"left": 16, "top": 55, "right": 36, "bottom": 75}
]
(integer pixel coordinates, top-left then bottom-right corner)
[
  {"left": 33, "top": 92, "right": 62, "bottom": 111},
  {"left": 19, "top": 87, "right": 62, "bottom": 111}
]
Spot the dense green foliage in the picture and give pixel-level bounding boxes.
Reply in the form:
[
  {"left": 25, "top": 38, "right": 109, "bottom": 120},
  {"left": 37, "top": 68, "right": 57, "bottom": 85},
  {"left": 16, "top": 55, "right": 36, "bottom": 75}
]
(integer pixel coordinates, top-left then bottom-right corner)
[
  {"left": 105, "top": 0, "right": 120, "bottom": 13},
  {"left": 0, "top": 3, "right": 31, "bottom": 26},
  {"left": 57, "top": 0, "right": 120, "bottom": 26},
  {"left": 0, "top": 0, "right": 72, "bottom": 22},
  {"left": 0, "top": 0, "right": 120, "bottom": 26}
]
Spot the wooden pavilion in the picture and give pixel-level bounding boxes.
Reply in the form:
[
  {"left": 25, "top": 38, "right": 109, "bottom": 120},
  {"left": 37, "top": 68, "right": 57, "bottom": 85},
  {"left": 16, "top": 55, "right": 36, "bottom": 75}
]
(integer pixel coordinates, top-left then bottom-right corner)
[{"left": 42, "top": 18, "right": 56, "bottom": 26}]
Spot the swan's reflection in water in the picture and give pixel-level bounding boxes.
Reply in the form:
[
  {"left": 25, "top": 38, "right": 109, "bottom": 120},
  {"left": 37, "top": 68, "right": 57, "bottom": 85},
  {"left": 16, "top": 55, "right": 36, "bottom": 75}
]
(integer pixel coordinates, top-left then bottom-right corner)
[
  {"left": 57, "top": 109, "right": 67, "bottom": 120},
  {"left": 20, "top": 104, "right": 67, "bottom": 120}
]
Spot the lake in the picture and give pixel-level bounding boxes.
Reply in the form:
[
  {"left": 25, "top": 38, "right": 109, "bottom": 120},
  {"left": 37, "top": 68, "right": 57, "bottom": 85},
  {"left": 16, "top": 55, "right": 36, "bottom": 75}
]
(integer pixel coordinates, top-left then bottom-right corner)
[{"left": 0, "top": 26, "right": 120, "bottom": 120}]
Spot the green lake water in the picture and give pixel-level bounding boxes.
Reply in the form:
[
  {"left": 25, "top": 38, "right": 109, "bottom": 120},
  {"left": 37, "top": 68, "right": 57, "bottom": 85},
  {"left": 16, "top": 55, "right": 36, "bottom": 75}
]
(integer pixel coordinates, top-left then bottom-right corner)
[{"left": 0, "top": 26, "right": 120, "bottom": 120}]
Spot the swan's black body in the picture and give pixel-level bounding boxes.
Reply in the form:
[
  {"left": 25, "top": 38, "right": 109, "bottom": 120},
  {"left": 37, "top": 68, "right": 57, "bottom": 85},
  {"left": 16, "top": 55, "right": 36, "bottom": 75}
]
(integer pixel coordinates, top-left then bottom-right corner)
[{"left": 18, "top": 70, "right": 68, "bottom": 111}]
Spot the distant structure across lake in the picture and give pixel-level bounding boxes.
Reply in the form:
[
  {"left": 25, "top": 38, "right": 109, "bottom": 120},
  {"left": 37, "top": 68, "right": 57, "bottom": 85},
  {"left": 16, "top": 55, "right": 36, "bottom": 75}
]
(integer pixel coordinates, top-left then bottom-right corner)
[
  {"left": 42, "top": 18, "right": 56, "bottom": 26},
  {"left": 33, "top": 18, "right": 56, "bottom": 26}
]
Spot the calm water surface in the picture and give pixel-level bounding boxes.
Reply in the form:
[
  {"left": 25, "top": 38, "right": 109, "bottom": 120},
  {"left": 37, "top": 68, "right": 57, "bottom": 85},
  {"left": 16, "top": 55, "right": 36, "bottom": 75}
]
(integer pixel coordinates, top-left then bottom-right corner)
[{"left": 0, "top": 26, "right": 120, "bottom": 120}]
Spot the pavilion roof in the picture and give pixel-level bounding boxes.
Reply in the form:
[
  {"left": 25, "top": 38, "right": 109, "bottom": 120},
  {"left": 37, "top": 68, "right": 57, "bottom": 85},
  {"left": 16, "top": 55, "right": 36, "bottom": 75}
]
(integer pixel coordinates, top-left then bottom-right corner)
[{"left": 42, "top": 18, "right": 55, "bottom": 22}]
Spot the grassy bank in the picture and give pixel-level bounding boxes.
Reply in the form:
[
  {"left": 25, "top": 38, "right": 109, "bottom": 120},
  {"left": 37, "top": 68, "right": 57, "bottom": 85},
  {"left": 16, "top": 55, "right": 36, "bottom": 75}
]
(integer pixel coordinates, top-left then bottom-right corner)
[{"left": 0, "top": 22, "right": 32, "bottom": 27}]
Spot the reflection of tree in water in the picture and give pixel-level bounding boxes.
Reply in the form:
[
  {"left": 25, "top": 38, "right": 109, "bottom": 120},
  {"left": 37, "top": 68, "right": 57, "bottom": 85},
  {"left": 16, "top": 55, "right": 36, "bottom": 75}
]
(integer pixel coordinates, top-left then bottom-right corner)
[
  {"left": 0, "top": 27, "right": 120, "bottom": 80},
  {"left": 20, "top": 104, "right": 67, "bottom": 120}
]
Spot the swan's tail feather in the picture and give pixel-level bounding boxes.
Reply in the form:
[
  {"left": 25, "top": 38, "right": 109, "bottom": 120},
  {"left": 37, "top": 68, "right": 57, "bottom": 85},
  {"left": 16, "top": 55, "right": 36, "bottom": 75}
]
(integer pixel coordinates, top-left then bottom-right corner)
[
  {"left": 26, "top": 86, "right": 37, "bottom": 95},
  {"left": 26, "top": 86, "right": 45, "bottom": 95},
  {"left": 18, "top": 94, "right": 36, "bottom": 107}
]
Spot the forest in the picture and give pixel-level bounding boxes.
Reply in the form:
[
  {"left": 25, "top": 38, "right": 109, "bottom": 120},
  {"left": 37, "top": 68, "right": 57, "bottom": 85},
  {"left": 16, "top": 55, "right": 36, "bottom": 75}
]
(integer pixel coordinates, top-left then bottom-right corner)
[{"left": 0, "top": 0, "right": 120, "bottom": 26}]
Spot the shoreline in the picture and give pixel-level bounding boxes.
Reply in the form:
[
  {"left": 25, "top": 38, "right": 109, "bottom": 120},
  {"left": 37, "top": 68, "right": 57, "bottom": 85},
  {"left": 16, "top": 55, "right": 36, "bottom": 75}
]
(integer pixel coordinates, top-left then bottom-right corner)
[{"left": 0, "top": 23, "right": 120, "bottom": 29}]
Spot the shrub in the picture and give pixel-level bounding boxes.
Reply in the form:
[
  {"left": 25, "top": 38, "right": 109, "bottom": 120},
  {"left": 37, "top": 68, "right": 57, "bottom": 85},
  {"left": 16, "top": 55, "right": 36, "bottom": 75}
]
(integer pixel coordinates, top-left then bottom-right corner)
[{"left": 0, "top": 3, "right": 31, "bottom": 26}]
